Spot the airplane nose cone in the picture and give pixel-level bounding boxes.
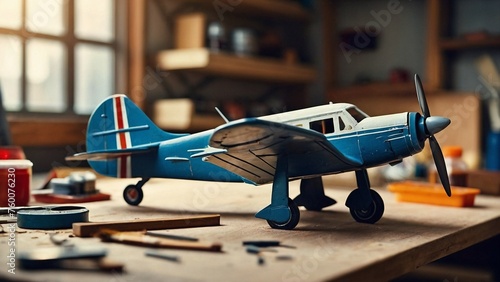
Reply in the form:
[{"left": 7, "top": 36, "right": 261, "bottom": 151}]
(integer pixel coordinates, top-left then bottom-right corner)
[{"left": 425, "top": 116, "right": 451, "bottom": 135}]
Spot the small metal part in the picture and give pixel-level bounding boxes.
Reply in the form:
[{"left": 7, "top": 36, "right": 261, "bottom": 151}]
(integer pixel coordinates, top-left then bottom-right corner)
[
  {"left": 145, "top": 250, "right": 180, "bottom": 262},
  {"left": 50, "top": 171, "right": 97, "bottom": 195},
  {"left": 49, "top": 233, "right": 73, "bottom": 247},
  {"left": 145, "top": 231, "right": 199, "bottom": 242},
  {"left": 246, "top": 245, "right": 278, "bottom": 254},
  {"left": 275, "top": 255, "right": 294, "bottom": 261},
  {"left": 246, "top": 245, "right": 261, "bottom": 254},
  {"left": 243, "top": 240, "right": 280, "bottom": 247},
  {"left": 258, "top": 255, "right": 265, "bottom": 265}
]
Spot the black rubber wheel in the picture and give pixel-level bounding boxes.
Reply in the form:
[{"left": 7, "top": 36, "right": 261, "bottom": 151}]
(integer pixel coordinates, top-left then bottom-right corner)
[
  {"left": 123, "top": 184, "right": 144, "bottom": 206},
  {"left": 267, "top": 198, "right": 300, "bottom": 230},
  {"left": 349, "top": 189, "right": 384, "bottom": 224}
]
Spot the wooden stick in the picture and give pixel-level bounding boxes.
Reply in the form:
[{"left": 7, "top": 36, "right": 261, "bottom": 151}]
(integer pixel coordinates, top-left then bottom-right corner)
[{"left": 72, "top": 214, "right": 220, "bottom": 237}]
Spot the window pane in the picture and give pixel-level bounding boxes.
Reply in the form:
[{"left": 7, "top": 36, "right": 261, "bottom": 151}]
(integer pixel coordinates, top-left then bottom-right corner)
[
  {"left": 26, "top": 0, "right": 66, "bottom": 35},
  {"left": 0, "top": 0, "right": 22, "bottom": 29},
  {"left": 310, "top": 120, "right": 323, "bottom": 133},
  {"left": 75, "top": 0, "right": 114, "bottom": 42},
  {"left": 75, "top": 44, "right": 114, "bottom": 114},
  {"left": 26, "top": 39, "right": 66, "bottom": 112},
  {"left": 0, "top": 35, "right": 22, "bottom": 111}
]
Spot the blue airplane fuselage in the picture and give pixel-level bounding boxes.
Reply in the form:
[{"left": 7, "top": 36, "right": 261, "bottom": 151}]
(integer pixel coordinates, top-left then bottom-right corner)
[{"left": 90, "top": 112, "right": 424, "bottom": 185}]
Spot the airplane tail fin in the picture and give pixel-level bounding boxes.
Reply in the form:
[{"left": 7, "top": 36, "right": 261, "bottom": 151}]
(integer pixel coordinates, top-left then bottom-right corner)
[{"left": 82, "top": 94, "right": 185, "bottom": 178}]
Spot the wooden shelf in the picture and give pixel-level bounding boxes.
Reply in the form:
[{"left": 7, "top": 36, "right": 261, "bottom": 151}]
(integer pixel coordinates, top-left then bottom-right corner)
[
  {"left": 440, "top": 36, "right": 500, "bottom": 50},
  {"left": 231, "top": 0, "right": 310, "bottom": 21},
  {"left": 156, "top": 48, "right": 316, "bottom": 84},
  {"left": 176, "top": 0, "right": 311, "bottom": 22}
]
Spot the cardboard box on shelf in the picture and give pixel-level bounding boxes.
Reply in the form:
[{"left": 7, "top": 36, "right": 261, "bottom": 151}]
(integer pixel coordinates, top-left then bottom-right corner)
[{"left": 175, "top": 13, "right": 206, "bottom": 49}]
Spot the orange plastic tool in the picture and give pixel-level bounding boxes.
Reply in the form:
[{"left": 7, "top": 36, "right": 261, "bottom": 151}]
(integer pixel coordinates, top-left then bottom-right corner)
[{"left": 387, "top": 181, "right": 480, "bottom": 207}]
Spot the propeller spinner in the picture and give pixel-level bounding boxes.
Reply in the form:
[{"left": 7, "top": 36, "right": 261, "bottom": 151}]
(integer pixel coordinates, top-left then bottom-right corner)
[{"left": 414, "top": 74, "right": 452, "bottom": 196}]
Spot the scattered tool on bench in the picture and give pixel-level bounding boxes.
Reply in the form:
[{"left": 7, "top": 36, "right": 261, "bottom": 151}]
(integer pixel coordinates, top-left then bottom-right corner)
[
  {"left": 243, "top": 240, "right": 295, "bottom": 249},
  {"left": 97, "top": 229, "right": 222, "bottom": 252},
  {"left": 145, "top": 250, "right": 180, "bottom": 262},
  {"left": 33, "top": 170, "right": 110, "bottom": 204},
  {"left": 243, "top": 240, "right": 281, "bottom": 247},
  {"left": 145, "top": 231, "right": 199, "bottom": 242},
  {"left": 18, "top": 245, "right": 123, "bottom": 272},
  {"left": 243, "top": 240, "right": 295, "bottom": 265}
]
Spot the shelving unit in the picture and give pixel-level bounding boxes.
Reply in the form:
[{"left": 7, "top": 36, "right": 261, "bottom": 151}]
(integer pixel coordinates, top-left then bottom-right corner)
[
  {"left": 324, "top": 0, "right": 500, "bottom": 96},
  {"left": 155, "top": 48, "right": 316, "bottom": 84},
  {"left": 426, "top": 0, "right": 500, "bottom": 90},
  {"left": 440, "top": 36, "right": 500, "bottom": 50},
  {"left": 172, "top": 0, "right": 311, "bottom": 22},
  {"left": 147, "top": 0, "right": 317, "bottom": 131},
  {"left": 323, "top": 0, "right": 484, "bottom": 170}
]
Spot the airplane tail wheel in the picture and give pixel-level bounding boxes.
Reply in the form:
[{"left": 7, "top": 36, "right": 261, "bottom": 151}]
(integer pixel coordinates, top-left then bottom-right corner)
[
  {"left": 267, "top": 198, "right": 300, "bottom": 230},
  {"left": 350, "top": 189, "right": 384, "bottom": 224},
  {"left": 123, "top": 184, "right": 144, "bottom": 206}
]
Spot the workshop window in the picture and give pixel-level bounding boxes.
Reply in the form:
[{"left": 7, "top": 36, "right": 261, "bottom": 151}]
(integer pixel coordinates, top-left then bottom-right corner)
[
  {"left": 310, "top": 118, "right": 335, "bottom": 134},
  {"left": 0, "top": 0, "right": 116, "bottom": 115}
]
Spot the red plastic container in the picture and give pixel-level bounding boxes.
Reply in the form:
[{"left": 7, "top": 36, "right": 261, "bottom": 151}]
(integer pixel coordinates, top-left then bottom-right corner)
[
  {"left": 0, "top": 160, "right": 33, "bottom": 207},
  {"left": 0, "top": 145, "right": 32, "bottom": 207}
]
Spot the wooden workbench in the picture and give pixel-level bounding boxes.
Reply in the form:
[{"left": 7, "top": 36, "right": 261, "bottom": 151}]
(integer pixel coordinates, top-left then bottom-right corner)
[{"left": 1, "top": 177, "right": 499, "bottom": 281}]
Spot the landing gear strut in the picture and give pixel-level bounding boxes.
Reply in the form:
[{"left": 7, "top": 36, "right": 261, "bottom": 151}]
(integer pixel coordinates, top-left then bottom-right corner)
[
  {"left": 256, "top": 154, "right": 300, "bottom": 230},
  {"left": 123, "top": 178, "right": 150, "bottom": 206},
  {"left": 294, "top": 177, "right": 336, "bottom": 211},
  {"left": 345, "top": 170, "right": 384, "bottom": 224}
]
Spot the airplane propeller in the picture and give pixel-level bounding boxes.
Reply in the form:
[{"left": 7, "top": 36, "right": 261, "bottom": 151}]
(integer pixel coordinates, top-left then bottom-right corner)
[{"left": 414, "top": 74, "right": 452, "bottom": 196}]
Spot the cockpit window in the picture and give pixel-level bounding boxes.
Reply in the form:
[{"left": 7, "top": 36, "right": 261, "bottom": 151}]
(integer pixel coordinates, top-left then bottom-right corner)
[
  {"left": 310, "top": 118, "right": 334, "bottom": 134},
  {"left": 346, "top": 107, "right": 368, "bottom": 122},
  {"left": 338, "top": 116, "right": 345, "bottom": 130}
]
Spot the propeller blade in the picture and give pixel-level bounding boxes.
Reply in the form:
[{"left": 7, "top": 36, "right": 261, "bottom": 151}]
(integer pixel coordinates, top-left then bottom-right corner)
[
  {"left": 415, "top": 74, "right": 431, "bottom": 117},
  {"left": 429, "top": 136, "right": 451, "bottom": 196}
]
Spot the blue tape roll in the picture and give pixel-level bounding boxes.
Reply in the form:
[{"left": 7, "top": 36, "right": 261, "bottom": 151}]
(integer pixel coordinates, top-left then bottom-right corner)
[{"left": 17, "top": 206, "right": 89, "bottom": 229}]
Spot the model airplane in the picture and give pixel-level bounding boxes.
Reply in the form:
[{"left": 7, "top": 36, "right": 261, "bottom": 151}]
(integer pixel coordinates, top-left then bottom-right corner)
[{"left": 68, "top": 74, "right": 451, "bottom": 230}]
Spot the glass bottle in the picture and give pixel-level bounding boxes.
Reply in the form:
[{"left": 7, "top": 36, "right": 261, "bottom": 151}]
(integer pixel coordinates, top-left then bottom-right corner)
[{"left": 429, "top": 146, "right": 468, "bottom": 187}]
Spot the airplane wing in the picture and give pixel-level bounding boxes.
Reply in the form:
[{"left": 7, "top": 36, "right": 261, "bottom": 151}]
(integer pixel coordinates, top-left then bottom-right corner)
[
  {"left": 66, "top": 143, "right": 159, "bottom": 161},
  {"left": 194, "top": 118, "right": 362, "bottom": 185}
]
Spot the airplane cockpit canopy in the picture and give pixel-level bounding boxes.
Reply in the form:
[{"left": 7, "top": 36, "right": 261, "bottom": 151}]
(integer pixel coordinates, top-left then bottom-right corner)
[{"left": 345, "top": 106, "right": 368, "bottom": 123}]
